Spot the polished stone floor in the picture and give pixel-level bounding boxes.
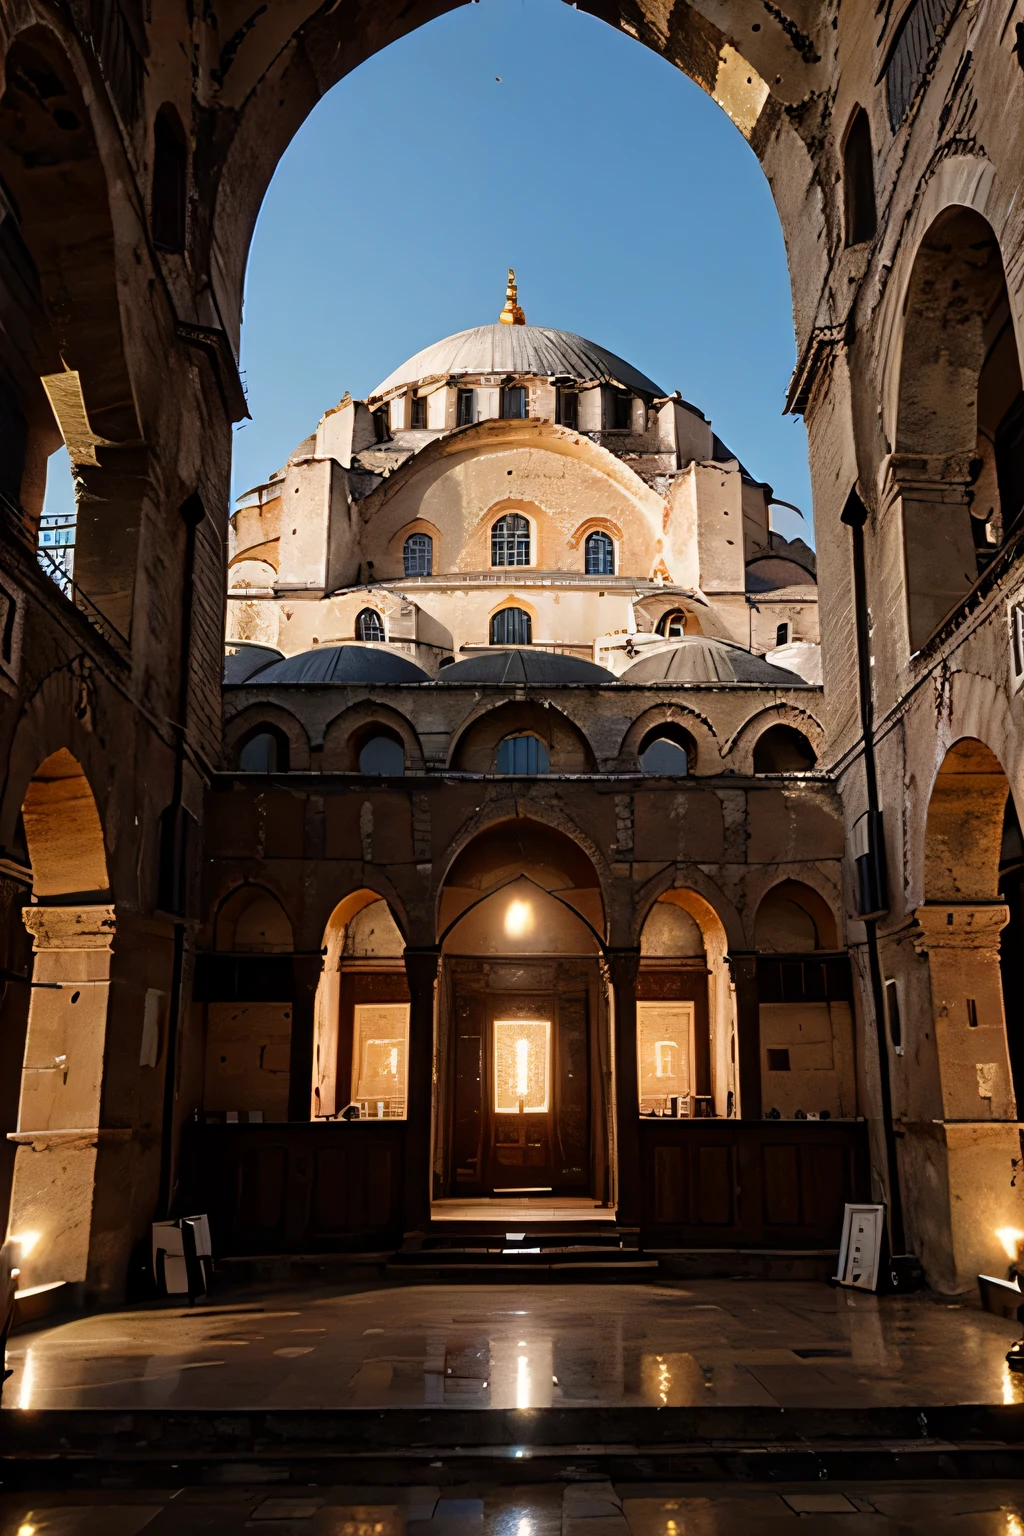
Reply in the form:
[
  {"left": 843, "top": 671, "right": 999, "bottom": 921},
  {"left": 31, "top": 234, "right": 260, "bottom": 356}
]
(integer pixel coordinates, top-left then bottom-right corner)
[
  {"left": 3, "top": 1280, "right": 1021, "bottom": 1412},
  {"left": 2, "top": 1479, "right": 1024, "bottom": 1536}
]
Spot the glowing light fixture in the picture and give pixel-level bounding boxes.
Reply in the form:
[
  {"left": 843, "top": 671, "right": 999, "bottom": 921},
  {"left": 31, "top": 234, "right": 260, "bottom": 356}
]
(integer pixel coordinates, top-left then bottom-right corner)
[
  {"left": 504, "top": 899, "right": 533, "bottom": 938},
  {"left": 18, "top": 1347, "right": 34, "bottom": 1410},
  {"left": 11, "top": 1231, "right": 40, "bottom": 1259},
  {"left": 516, "top": 1352, "right": 531, "bottom": 1408},
  {"left": 494, "top": 1019, "right": 550, "bottom": 1113},
  {"left": 997, "top": 1227, "right": 1024, "bottom": 1260},
  {"left": 17, "top": 1524, "right": 35, "bottom": 1536}
]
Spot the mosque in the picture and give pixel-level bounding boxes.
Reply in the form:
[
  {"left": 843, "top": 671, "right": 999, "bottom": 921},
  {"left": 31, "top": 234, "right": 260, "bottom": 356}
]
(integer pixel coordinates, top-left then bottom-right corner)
[{"left": 198, "top": 274, "right": 861, "bottom": 1254}]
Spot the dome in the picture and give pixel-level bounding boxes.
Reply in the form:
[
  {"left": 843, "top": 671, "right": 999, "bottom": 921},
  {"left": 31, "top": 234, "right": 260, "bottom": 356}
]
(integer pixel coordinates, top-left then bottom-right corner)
[
  {"left": 439, "top": 649, "right": 618, "bottom": 684},
  {"left": 371, "top": 324, "right": 663, "bottom": 399},
  {"left": 248, "top": 645, "right": 429, "bottom": 684},
  {"left": 224, "top": 642, "right": 284, "bottom": 684},
  {"left": 621, "top": 637, "right": 807, "bottom": 685}
]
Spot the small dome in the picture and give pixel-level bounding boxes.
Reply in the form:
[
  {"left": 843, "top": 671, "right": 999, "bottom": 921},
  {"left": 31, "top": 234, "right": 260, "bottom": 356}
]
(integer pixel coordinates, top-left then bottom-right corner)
[
  {"left": 248, "top": 645, "right": 429, "bottom": 684},
  {"left": 440, "top": 649, "right": 618, "bottom": 684},
  {"left": 371, "top": 324, "right": 662, "bottom": 399},
  {"left": 621, "top": 637, "right": 807, "bottom": 685},
  {"left": 224, "top": 643, "right": 284, "bottom": 683}
]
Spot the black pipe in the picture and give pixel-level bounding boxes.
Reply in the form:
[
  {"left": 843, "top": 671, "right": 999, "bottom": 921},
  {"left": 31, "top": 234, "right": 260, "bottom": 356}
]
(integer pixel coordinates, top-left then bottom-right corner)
[{"left": 841, "top": 489, "right": 906, "bottom": 1256}]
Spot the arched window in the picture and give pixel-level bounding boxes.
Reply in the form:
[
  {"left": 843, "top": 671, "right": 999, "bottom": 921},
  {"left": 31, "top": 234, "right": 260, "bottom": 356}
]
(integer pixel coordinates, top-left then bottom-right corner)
[
  {"left": 238, "top": 727, "right": 289, "bottom": 772},
  {"left": 358, "top": 733, "right": 405, "bottom": 775},
  {"left": 638, "top": 724, "right": 694, "bottom": 776},
  {"left": 403, "top": 532, "right": 433, "bottom": 576},
  {"left": 356, "top": 607, "right": 385, "bottom": 642},
  {"left": 496, "top": 734, "right": 549, "bottom": 774},
  {"left": 585, "top": 530, "right": 615, "bottom": 576},
  {"left": 656, "top": 609, "right": 687, "bottom": 638},
  {"left": 753, "top": 724, "right": 817, "bottom": 773},
  {"left": 490, "top": 607, "right": 532, "bottom": 645},
  {"left": 152, "top": 104, "right": 187, "bottom": 253},
  {"left": 843, "top": 107, "right": 876, "bottom": 247},
  {"left": 491, "top": 514, "right": 530, "bottom": 567}
]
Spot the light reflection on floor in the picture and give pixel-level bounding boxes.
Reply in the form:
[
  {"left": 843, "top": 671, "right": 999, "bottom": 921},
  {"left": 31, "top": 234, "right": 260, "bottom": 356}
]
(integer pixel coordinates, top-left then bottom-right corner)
[{"left": 2, "top": 1280, "right": 1020, "bottom": 1412}]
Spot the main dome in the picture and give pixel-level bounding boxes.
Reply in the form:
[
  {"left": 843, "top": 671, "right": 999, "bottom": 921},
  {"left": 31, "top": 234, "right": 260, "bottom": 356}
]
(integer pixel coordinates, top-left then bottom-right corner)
[{"left": 370, "top": 324, "right": 663, "bottom": 400}]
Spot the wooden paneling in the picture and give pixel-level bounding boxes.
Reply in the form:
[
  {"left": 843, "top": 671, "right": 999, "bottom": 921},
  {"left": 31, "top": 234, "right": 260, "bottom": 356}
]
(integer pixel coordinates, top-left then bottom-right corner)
[
  {"left": 640, "top": 1119, "right": 868, "bottom": 1248},
  {"left": 180, "top": 1122, "right": 405, "bottom": 1254}
]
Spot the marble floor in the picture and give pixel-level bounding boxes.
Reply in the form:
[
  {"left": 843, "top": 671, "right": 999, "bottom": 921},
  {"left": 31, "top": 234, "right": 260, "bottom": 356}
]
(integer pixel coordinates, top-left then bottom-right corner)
[
  {"left": 2, "top": 1280, "right": 1022, "bottom": 1412},
  {"left": 2, "top": 1479, "right": 1024, "bottom": 1536}
]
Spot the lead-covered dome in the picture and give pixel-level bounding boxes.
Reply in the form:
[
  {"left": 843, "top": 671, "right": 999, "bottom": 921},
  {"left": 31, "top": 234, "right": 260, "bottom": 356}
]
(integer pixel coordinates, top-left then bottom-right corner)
[
  {"left": 247, "top": 645, "right": 429, "bottom": 684},
  {"left": 621, "top": 637, "right": 807, "bottom": 685},
  {"left": 371, "top": 324, "right": 663, "bottom": 399},
  {"left": 439, "top": 649, "right": 618, "bottom": 684}
]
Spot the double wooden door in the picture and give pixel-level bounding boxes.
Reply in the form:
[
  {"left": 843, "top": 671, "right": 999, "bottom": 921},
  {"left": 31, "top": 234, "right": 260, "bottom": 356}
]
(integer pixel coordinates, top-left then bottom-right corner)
[{"left": 448, "top": 963, "right": 592, "bottom": 1196}]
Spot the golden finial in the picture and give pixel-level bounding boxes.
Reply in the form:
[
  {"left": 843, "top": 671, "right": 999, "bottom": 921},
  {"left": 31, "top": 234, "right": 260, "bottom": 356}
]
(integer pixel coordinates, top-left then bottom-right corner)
[{"left": 499, "top": 267, "right": 526, "bottom": 326}]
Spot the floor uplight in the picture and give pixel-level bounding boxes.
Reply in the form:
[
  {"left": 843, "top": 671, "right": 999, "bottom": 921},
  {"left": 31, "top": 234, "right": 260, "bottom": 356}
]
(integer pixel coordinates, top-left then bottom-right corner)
[{"left": 997, "top": 1227, "right": 1024, "bottom": 1261}]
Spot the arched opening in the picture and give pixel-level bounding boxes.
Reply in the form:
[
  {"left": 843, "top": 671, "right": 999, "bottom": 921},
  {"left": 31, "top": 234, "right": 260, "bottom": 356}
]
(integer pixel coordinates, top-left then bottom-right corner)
[
  {"left": 638, "top": 892, "right": 720, "bottom": 1118},
  {"left": 236, "top": 724, "right": 290, "bottom": 773},
  {"left": 752, "top": 723, "right": 817, "bottom": 773},
  {"left": 435, "top": 818, "right": 607, "bottom": 1201},
  {"left": 919, "top": 739, "right": 1019, "bottom": 1110},
  {"left": 491, "top": 515, "right": 531, "bottom": 568},
  {"left": 842, "top": 107, "right": 876, "bottom": 247},
  {"left": 356, "top": 607, "right": 385, "bottom": 643},
  {"left": 5, "top": 750, "right": 113, "bottom": 1291},
  {"left": 312, "top": 891, "right": 407, "bottom": 1121},
  {"left": 358, "top": 730, "right": 405, "bottom": 776},
  {"left": 490, "top": 606, "right": 532, "bottom": 646},
  {"left": 638, "top": 723, "right": 695, "bottom": 776},
  {"left": 496, "top": 733, "right": 550, "bottom": 775},
  {"left": 452, "top": 699, "right": 594, "bottom": 774},
  {"left": 896, "top": 208, "right": 1024, "bottom": 650},
  {"left": 403, "top": 531, "right": 433, "bottom": 576},
  {"left": 203, "top": 886, "right": 295, "bottom": 1125},
  {"left": 0, "top": 29, "right": 142, "bottom": 638},
  {"left": 584, "top": 530, "right": 615, "bottom": 576},
  {"left": 753, "top": 880, "right": 855, "bottom": 1122},
  {"left": 152, "top": 104, "right": 188, "bottom": 254}
]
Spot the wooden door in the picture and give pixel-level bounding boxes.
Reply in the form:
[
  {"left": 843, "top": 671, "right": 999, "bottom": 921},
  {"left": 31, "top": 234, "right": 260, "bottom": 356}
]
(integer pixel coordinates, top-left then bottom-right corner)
[{"left": 486, "top": 995, "right": 556, "bottom": 1191}]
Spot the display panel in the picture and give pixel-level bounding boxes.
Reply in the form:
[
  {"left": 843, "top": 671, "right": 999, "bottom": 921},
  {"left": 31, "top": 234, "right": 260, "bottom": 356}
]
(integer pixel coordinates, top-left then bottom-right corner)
[
  {"left": 493, "top": 1018, "right": 550, "bottom": 1114},
  {"left": 637, "top": 1000, "right": 693, "bottom": 1114},
  {"left": 351, "top": 1001, "right": 410, "bottom": 1119}
]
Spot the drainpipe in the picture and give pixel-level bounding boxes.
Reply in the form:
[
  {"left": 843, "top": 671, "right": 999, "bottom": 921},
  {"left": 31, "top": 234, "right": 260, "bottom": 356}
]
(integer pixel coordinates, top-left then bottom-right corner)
[{"left": 841, "top": 490, "right": 906, "bottom": 1256}]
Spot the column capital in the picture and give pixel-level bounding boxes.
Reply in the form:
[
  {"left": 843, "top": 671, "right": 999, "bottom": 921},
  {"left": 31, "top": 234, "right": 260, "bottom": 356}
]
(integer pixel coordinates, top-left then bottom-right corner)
[
  {"left": 912, "top": 902, "right": 1009, "bottom": 955},
  {"left": 604, "top": 946, "right": 641, "bottom": 986},
  {"left": 883, "top": 452, "right": 973, "bottom": 506},
  {"left": 22, "top": 904, "right": 116, "bottom": 950},
  {"left": 403, "top": 946, "right": 440, "bottom": 987}
]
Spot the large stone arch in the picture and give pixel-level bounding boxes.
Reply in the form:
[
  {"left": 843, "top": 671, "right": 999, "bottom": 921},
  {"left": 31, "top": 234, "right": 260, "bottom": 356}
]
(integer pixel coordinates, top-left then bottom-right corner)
[{"left": 206, "top": 2, "right": 830, "bottom": 359}]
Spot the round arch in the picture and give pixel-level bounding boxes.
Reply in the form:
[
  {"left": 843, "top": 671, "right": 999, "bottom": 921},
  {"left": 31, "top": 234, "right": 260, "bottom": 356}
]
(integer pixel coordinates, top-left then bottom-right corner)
[
  {"left": 448, "top": 697, "right": 597, "bottom": 774},
  {"left": 322, "top": 699, "right": 425, "bottom": 772},
  {"left": 21, "top": 748, "right": 109, "bottom": 899},
  {"left": 725, "top": 704, "right": 824, "bottom": 775},
  {"left": 213, "top": 882, "right": 294, "bottom": 952},
  {"left": 753, "top": 877, "right": 840, "bottom": 953},
  {"left": 224, "top": 702, "right": 311, "bottom": 770},
  {"left": 924, "top": 737, "right": 1009, "bottom": 904},
  {"left": 615, "top": 702, "right": 719, "bottom": 773}
]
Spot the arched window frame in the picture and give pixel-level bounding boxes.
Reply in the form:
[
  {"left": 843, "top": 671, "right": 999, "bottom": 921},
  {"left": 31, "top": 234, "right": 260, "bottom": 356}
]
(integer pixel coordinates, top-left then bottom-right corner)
[
  {"left": 842, "top": 106, "right": 877, "bottom": 248},
  {"left": 237, "top": 725, "right": 290, "bottom": 773},
  {"left": 358, "top": 730, "right": 406, "bottom": 776},
  {"left": 403, "top": 531, "right": 433, "bottom": 577},
  {"left": 152, "top": 103, "right": 188, "bottom": 253},
  {"left": 637, "top": 723, "right": 696, "bottom": 776},
  {"left": 491, "top": 513, "right": 531, "bottom": 568},
  {"left": 656, "top": 609, "right": 687, "bottom": 639},
  {"left": 490, "top": 607, "right": 532, "bottom": 646},
  {"left": 584, "top": 529, "right": 615, "bottom": 576},
  {"left": 496, "top": 733, "right": 550, "bottom": 774},
  {"left": 356, "top": 607, "right": 385, "bottom": 643}
]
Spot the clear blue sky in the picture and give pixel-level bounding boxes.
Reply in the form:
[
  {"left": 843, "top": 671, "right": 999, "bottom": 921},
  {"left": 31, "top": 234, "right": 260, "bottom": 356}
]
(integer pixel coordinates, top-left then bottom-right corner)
[{"left": 47, "top": 0, "right": 813, "bottom": 545}]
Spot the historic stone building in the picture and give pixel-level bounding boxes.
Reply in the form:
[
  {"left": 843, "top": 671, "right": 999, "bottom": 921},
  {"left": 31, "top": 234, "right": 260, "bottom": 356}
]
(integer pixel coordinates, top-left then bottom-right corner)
[{"left": 0, "top": 0, "right": 1022, "bottom": 1308}]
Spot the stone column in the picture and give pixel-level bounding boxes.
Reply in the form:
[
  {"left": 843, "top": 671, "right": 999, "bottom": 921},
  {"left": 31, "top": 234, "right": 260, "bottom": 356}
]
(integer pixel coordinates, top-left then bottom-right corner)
[
  {"left": 607, "top": 948, "right": 641, "bottom": 1228},
  {"left": 403, "top": 946, "right": 439, "bottom": 1231},
  {"left": 287, "top": 956, "right": 321, "bottom": 1122},
  {"left": 6, "top": 905, "right": 117, "bottom": 1295},
  {"left": 727, "top": 953, "right": 761, "bottom": 1119},
  {"left": 906, "top": 901, "right": 1023, "bottom": 1290}
]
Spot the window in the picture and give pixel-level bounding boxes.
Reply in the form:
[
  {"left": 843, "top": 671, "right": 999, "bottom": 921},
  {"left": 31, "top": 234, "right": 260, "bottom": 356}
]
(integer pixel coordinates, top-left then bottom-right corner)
[
  {"left": 358, "top": 733, "right": 405, "bottom": 775},
  {"left": 638, "top": 726, "right": 693, "bottom": 776},
  {"left": 496, "top": 734, "right": 549, "bottom": 774},
  {"left": 637, "top": 1001, "right": 693, "bottom": 1113},
  {"left": 351, "top": 1002, "right": 409, "bottom": 1118},
  {"left": 843, "top": 107, "right": 877, "bottom": 246},
  {"left": 656, "top": 609, "right": 687, "bottom": 638},
  {"left": 373, "top": 409, "right": 389, "bottom": 443},
  {"left": 557, "top": 389, "right": 578, "bottom": 430},
  {"left": 410, "top": 395, "right": 427, "bottom": 429},
  {"left": 457, "top": 388, "right": 475, "bottom": 427},
  {"left": 152, "top": 105, "right": 187, "bottom": 252},
  {"left": 607, "top": 389, "right": 633, "bottom": 431},
  {"left": 767, "top": 1048, "right": 791, "bottom": 1072},
  {"left": 389, "top": 396, "right": 405, "bottom": 432},
  {"left": 490, "top": 607, "right": 532, "bottom": 645},
  {"left": 403, "top": 532, "right": 433, "bottom": 577},
  {"left": 1011, "top": 601, "right": 1024, "bottom": 692},
  {"left": 585, "top": 530, "right": 615, "bottom": 576},
  {"left": 238, "top": 729, "right": 288, "bottom": 773},
  {"left": 491, "top": 514, "right": 530, "bottom": 567},
  {"left": 501, "top": 385, "right": 527, "bottom": 420},
  {"left": 775, "top": 622, "right": 791, "bottom": 647},
  {"left": 356, "top": 607, "right": 385, "bottom": 643},
  {"left": 753, "top": 724, "right": 817, "bottom": 773}
]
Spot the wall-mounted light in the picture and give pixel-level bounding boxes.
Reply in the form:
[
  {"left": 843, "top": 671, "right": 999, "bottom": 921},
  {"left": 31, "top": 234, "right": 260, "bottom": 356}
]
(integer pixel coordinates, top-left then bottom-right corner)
[
  {"left": 504, "top": 899, "right": 533, "bottom": 938},
  {"left": 997, "top": 1226, "right": 1024, "bottom": 1261}
]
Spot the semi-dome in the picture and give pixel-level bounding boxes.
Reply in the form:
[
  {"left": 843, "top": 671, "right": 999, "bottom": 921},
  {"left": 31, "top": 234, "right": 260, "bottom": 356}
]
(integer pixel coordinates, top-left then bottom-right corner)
[
  {"left": 224, "top": 642, "right": 284, "bottom": 684},
  {"left": 439, "top": 649, "right": 618, "bottom": 684},
  {"left": 371, "top": 324, "right": 663, "bottom": 400},
  {"left": 247, "top": 645, "right": 429, "bottom": 684},
  {"left": 621, "top": 637, "right": 807, "bottom": 685}
]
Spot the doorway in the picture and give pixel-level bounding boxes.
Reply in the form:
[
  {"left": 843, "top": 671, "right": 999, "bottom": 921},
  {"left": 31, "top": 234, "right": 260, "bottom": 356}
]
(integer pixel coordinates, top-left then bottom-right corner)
[{"left": 446, "top": 958, "right": 598, "bottom": 1198}]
